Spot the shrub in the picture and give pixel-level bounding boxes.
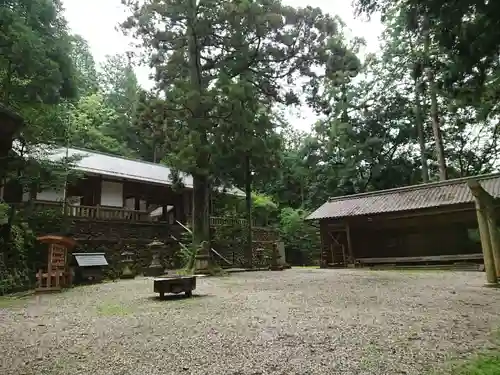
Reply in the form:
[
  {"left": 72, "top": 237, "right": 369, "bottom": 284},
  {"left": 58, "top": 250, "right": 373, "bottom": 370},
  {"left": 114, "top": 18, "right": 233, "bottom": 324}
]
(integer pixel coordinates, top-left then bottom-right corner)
[
  {"left": 0, "top": 204, "right": 37, "bottom": 295},
  {"left": 279, "top": 207, "right": 320, "bottom": 266}
]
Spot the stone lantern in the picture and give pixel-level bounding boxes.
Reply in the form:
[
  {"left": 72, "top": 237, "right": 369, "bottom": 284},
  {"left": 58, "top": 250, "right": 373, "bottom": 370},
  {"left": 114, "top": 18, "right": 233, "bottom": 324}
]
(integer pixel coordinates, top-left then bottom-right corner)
[
  {"left": 120, "top": 250, "right": 136, "bottom": 279},
  {"left": 145, "top": 240, "right": 167, "bottom": 277}
]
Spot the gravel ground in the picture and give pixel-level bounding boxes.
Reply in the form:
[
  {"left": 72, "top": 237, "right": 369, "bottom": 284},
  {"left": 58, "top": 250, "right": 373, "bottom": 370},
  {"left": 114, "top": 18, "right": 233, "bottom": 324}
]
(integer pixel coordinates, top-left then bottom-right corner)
[{"left": 1, "top": 269, "right": 500, "bottom": 375}]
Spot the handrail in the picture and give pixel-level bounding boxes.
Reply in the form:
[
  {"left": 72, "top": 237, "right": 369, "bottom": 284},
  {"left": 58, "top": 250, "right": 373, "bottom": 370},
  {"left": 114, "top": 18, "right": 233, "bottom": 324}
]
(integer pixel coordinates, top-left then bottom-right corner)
[{"left": 176, "top": 220, "right": 192, "bottom": 233}]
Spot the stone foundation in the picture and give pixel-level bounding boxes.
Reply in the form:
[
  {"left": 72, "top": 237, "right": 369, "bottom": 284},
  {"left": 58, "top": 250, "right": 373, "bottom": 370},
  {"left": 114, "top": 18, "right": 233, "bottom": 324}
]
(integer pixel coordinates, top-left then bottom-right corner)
[{"left": 29, "top": 216, "right": 281, "bottom": 273}]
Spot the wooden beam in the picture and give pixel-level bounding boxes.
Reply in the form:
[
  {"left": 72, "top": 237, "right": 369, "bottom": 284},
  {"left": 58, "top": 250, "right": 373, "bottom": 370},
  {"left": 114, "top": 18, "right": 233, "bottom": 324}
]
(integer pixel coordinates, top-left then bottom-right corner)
[
  {"left": 345, "top": 223, "right": 353, "bottom": 263},
  {"left": 357, "top": 253, "right": 484, "bottom": 264}
]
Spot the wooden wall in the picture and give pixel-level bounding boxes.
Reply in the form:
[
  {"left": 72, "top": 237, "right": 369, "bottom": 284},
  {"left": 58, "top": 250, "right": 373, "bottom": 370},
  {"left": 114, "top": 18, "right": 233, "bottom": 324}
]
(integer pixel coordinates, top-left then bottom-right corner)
[
  {"left": 69, "top": 176, "right": 184, "bottom": 206},
  {"left": 320, "top": 204, "right": 485, "bottom": 261}
]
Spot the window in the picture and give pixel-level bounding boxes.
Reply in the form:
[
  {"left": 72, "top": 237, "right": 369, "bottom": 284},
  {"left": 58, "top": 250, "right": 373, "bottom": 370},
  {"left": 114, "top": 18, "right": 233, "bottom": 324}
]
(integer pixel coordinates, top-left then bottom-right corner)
[{"left": 101, "top": 181, "right": 123, "bottom": 207}]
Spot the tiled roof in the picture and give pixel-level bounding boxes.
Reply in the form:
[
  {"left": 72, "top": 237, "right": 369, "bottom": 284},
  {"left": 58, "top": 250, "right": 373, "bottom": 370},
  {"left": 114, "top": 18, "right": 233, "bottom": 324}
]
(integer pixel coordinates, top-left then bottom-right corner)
[
  {"left": 40, "top": 146, "right": 245, "bottom": 197},
  {"left": 306, "top": 173, "right": 500, "bottom": 220}
]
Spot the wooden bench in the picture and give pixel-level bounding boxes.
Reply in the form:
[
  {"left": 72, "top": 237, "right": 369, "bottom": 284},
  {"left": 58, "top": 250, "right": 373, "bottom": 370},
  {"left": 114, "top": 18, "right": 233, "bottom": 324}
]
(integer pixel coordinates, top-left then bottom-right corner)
[{"left": 356, "top": 253, "right": 484, "bottom": 265}]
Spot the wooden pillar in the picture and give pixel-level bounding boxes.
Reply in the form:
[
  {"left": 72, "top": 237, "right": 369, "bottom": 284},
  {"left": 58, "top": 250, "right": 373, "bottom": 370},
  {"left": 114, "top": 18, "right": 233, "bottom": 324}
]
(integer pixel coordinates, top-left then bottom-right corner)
[
  {"left": 486, "top": 206, "right": 500, "bottom": 275},
  {"left": 345, "top": 222, "right": 353, "bottom": 265},
  {"left": 47, "top": 245, "right": 53, "bottom": 289},
  {"left": 475, "top": 201, "right": 497, "bottom": 284},
  {"left": 468, "top": 180, "right": 498, "bottom": 285}
]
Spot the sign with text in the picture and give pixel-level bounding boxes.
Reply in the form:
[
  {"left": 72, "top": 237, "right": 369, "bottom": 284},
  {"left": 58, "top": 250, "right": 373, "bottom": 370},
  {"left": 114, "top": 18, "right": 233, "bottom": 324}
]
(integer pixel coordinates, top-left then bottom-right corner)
[{"left": 49, "top": 245, "right": 67, "bottom": 268}]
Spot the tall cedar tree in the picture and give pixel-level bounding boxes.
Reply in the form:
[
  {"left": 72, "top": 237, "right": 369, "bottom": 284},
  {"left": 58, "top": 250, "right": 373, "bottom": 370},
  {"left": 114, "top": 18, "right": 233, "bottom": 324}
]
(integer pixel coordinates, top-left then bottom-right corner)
[{"left": 122, "top": 0, "right": 358, "bottom": 249}]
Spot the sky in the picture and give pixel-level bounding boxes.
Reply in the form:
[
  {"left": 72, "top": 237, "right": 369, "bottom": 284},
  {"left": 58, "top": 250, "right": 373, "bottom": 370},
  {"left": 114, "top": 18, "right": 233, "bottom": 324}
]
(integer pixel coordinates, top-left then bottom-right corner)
[{"left": 61, "top": 0, "right": 384, "bottom": 131}]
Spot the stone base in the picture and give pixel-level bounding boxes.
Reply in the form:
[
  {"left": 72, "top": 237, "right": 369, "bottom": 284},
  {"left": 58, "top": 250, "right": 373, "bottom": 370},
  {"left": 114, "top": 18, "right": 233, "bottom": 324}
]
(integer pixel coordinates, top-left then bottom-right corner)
[
  {"left": 270, "top": 265, "right": 284, "bottom": 271},
  {"left": 120, "top": 273, "right": 136, "bottom": 279},
  {"left": 194, "top": 254, "right": 211, "bottom": 274},
  {"left": 483, "top": 282, "right": 500, "bottom": 288},
  {"left": 120, "top": 265, "right": 136, "bottom": 279}
]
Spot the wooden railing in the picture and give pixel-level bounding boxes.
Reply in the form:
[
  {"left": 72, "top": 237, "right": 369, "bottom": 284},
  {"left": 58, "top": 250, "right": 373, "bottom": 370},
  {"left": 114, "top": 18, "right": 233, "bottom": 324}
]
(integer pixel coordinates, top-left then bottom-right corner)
[
  {"left": 69, "top": 205, "right": 151, "bottom": 221},
  {"left": 210, "top": 216, "right": 255, "bottom": 227},
  {"left": 25, "top": 201, "right": 258, "bottom": 226},
  {"left": 185, "top": 215, "right": 255, "bottom": 227},
  {"left": 28, "top": 201, "right": 152, "bottom": 222}
]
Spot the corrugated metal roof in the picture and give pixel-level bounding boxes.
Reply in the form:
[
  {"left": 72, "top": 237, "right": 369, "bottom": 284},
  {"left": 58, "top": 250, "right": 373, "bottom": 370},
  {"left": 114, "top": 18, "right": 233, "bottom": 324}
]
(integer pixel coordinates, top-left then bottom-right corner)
[
  {"left": 306, "top": 173, "right": 500, "bottom": 220},
  {"left": 41, "top": 146, "right": 245, "bottom": 197},
  {"left": 73, "top": 253, "right": 108, "bottom": 267}
]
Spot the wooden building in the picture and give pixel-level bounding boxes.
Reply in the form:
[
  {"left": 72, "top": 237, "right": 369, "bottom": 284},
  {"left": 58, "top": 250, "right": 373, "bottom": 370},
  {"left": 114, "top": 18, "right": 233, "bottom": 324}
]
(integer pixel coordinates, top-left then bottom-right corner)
[
  {"left": 307, "top": 173, "right": 500, "bottom": 268},
  {"left": 2, "top": 146, "right": 245, "bottom": 226}
]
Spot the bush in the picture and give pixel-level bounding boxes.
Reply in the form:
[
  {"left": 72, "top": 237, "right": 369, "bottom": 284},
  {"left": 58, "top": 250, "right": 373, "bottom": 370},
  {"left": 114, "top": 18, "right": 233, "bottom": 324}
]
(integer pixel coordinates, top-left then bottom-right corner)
[
  {"left": 0, "top": 204, "right": 37, "bottom": 295},
  {"left": 279, "top": 207, "right": 320, "bottom": 266}
]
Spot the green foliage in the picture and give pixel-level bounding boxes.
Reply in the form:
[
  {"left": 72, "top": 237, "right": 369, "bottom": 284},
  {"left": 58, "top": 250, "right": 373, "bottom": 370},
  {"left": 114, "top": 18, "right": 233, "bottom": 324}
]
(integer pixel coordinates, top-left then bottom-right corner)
[
  {"left": 0, "top": 0, "right": 77, "bottom": 106},
  {"left": 0, "top": 220, "right": 35, "bottom": 295},
  {"left": 249, "top": 193, "right": 278, "bottom": 226},
  {"left": 98, "top": 53, "right": 142, "bottom": 156},
  {"left": 279, "top": 207, "right": 320, "bottom": 266},
  {"left": 69, "top": 34, "right": 99, "bottom": 97},
  {"left": 178, "top": 242, "right": 197, "bottom": 272},
  {"left": 0, "top": 203, "right": 8, "bottom": 225},
  {"left": 68, "top": 93, "right": 134, "bottom": 156}
]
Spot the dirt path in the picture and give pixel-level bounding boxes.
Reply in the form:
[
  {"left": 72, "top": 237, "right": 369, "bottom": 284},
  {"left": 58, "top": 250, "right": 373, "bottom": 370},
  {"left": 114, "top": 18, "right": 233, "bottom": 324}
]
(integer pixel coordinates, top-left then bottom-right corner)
[{"left": 1, "top": 269, "right": 499, "bottom": 375}]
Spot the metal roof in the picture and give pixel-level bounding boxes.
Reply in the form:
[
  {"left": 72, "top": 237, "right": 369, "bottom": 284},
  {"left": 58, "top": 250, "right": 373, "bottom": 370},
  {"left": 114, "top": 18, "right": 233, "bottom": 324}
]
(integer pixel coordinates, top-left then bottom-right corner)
[
  {"left": 73, "top": 253, "right": 108, "bottom": 267},
  {"left": 306, "top": 173, "right": 500, "bottom": 220},
  {"left": 41, "top": 146, "right": 245, "bottom": 197}
]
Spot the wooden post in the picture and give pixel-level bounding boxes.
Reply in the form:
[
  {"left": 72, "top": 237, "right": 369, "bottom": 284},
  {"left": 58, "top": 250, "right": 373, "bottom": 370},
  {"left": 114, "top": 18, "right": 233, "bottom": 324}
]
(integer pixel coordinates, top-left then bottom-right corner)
[
  {"left": 345, "top": 223, "right": 353, "bottom": 265},
  {"left": 485, "top": 206, "right": 500, "bottom": 276},
  {"left": 474, "top": 201, "right": 497, "bottom": 285},
  {"left": 468, "top": 180, "right": 500, "bottom": 282},
  {"left": 46, "top": 245, "right": 52, "bottom": 289},
  {"left": 468, "top": 180, "right": 498, "bottom": 285},
  {"left": 55, "top": 269, "right": 60, "bottom": 289}
]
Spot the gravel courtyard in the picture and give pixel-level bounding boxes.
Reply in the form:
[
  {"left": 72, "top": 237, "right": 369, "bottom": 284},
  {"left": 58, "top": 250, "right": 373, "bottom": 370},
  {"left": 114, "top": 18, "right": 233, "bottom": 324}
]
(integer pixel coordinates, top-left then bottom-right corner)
[{"left": 1, "top": 269, "right": 500, "bottom": 375}]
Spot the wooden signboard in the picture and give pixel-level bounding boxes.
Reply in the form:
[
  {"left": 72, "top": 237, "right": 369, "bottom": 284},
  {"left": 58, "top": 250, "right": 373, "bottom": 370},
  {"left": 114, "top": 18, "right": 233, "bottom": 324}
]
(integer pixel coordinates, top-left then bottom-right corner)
[
  {"left": 49, "top": 244, "right": 67, "bottom": 268},
  {"left": 35, "top": 236, "right": 76, "bottom": 293}
]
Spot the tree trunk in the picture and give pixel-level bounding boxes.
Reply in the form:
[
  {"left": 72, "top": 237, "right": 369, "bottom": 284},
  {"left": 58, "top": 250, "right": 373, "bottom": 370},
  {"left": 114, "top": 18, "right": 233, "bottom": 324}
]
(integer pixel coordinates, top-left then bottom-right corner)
[
  {"left": 186, "top": 0, "right": 211, "bottom": 256},
  {"left": 427, "top": 69, "right": 447, "bottom": 180},
  {"left": 414, "top": 77, "right": 429, "bottom": 182},
  {"left": 245, "top": 154, "right": 253, "bottom": 268},
  {"left": 192, "top": 174, "right": 210, "bottom": 249},
  {"left": 423, "top": 16, "right": 447, "bottom": 181}
]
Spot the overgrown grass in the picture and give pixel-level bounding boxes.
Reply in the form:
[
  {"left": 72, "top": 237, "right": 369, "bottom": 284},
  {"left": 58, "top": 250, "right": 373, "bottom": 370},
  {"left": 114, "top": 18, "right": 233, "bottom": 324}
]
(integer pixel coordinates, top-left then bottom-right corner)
[
  {"left": 445, "top": 352, "right": 500, "bottom": 375},
  {"left": 95, "top": 303, "right": 133, "bottom": 317},
  {"left": 438, "top": 329, "right": 500, "bottom": 375},
  {"left": 0, "top": 294, "right": 31, "bottom": 309}
]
